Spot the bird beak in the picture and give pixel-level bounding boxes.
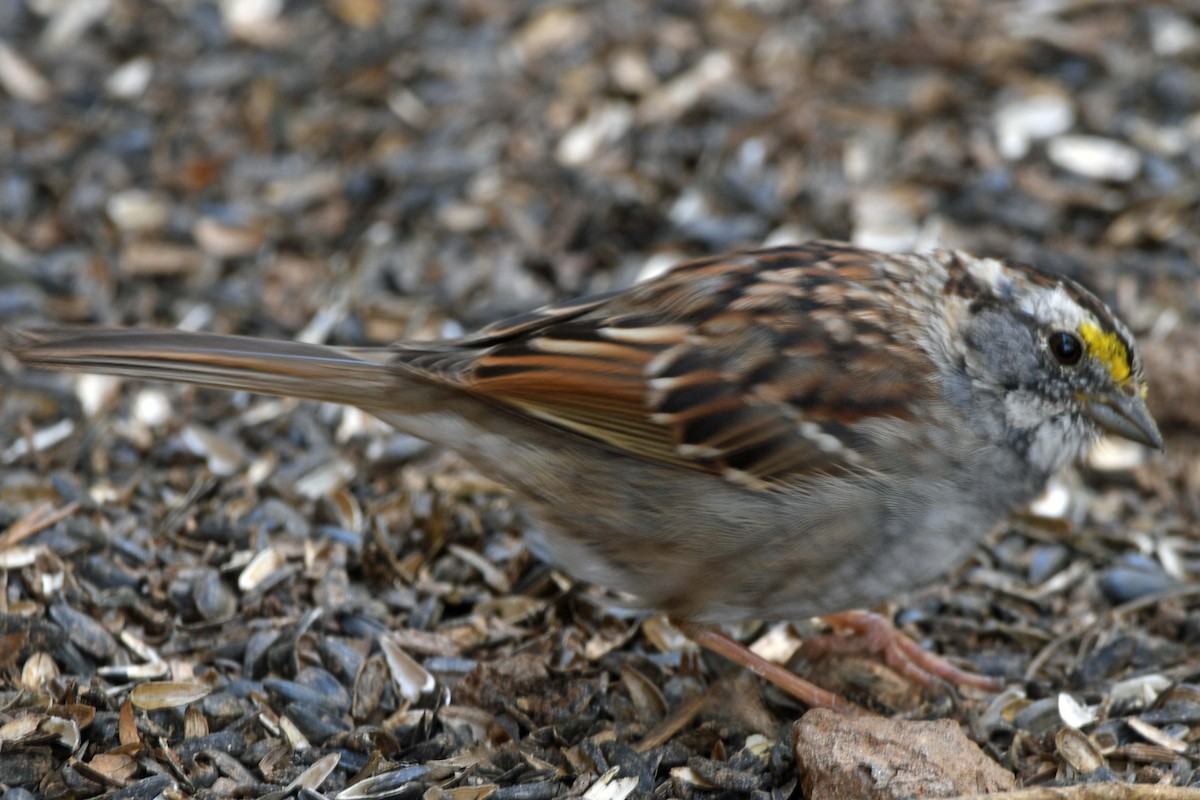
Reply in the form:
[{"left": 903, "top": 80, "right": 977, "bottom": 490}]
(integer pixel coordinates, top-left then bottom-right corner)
[{"left": 1083, "top": 387, "right": 1163, "bottom": 449}]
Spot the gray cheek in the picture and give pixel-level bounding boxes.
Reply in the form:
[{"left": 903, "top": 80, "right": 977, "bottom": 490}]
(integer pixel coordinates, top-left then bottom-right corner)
[
  {"left": 968, "top": 318, "right": 1041, "bottom": 388},
  {"left": 1003, "top": 390, "right": 1054, "bottom": 430}
]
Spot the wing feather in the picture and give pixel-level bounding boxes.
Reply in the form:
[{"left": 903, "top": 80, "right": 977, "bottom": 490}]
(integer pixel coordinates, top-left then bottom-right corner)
[{"left": 391, "top": 243, "right": 936, "bottom": 488}]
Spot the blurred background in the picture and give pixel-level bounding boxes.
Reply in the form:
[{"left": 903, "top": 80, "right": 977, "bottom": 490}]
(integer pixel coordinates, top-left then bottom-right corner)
[{"left": 1, "top": 0, "right": 1196, "bottom": 338}]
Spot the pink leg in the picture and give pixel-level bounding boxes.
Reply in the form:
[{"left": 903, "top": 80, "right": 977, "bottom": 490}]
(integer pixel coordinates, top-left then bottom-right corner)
[
  {"left": 800, "top": 611, "right": 1004, "bottom": 691},
  {"left": 673, "top": 621, "right": 871, "bottom": 715}
]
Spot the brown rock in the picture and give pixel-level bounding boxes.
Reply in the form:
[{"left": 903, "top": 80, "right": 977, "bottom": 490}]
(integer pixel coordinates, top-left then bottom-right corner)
[{"left": 793, "top": 709, "right": 1016, "bottom": 800}]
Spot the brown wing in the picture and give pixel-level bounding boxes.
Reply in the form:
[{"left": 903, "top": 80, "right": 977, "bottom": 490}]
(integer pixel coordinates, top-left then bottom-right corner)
[{"left": 392, "top": 242, "right": 937, "bottom": 488}]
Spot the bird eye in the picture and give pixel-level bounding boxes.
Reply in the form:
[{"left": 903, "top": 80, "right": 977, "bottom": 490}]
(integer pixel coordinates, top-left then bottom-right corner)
[{"left": 1049, "top": 331, "right": 1083, "bottom": 366}]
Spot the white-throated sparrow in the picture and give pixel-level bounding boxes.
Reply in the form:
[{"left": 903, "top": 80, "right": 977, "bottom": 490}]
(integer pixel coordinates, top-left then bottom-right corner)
[{"left": 9, "top": 241, "right": 1161, "bottom": 711}]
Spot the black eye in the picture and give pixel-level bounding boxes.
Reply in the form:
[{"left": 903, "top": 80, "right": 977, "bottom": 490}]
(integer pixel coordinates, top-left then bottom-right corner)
[{"left": 1049, "top": 331, "right": 1083, "bottom": 366}]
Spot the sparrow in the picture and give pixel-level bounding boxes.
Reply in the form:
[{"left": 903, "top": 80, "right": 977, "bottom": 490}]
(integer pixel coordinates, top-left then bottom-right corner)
[{"left": 7, "top": 241, "right": 1161, "bottom": 712}]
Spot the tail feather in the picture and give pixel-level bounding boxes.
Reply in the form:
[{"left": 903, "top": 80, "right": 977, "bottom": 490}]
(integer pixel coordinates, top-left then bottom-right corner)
[{"left": 7, "top": 327, "right": 401, "bottom": 410}]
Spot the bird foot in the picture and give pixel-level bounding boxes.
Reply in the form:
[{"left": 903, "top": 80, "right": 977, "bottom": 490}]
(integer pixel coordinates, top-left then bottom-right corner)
[
  {"left": 798, "top": 610, "right": 1004, "bottom": 692},
  {"left": 672, "top": 611, "right": 1002, "bottom": 715}
]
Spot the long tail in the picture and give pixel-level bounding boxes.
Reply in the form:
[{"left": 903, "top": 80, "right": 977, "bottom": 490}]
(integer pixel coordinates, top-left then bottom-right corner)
[{"left": 7, "top": 327, "right": 403, "bottom": 410}]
